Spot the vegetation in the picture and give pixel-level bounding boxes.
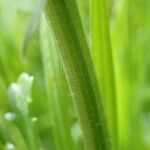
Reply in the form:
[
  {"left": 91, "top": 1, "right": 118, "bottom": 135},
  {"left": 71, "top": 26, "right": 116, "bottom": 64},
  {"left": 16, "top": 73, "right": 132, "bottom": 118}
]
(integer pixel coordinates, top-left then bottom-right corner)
[{"left": 0, "top": 0, "right": 150, "bottom": 150}]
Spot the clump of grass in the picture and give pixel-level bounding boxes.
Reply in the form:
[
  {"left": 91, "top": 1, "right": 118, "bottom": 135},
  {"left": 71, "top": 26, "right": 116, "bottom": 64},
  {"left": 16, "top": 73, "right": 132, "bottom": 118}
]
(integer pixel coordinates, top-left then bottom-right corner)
[{"left": 0, "top": 0, "right": 150, "bottom": 150}]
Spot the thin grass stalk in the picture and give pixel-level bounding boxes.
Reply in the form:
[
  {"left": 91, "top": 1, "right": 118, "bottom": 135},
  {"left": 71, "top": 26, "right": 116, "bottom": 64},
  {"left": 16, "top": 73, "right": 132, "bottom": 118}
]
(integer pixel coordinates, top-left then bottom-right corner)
[
  {"left": 111, "top": 0, "right": 136, "bottom": 149},
  {"left": 110, "top": 1, "right": 129, "bottom": 149},
  {"left": 90, "top": 0, "right": 118, "bottom": 149},
  {"left": 40, "top": 17, "right": 76, "bottom": 150}
]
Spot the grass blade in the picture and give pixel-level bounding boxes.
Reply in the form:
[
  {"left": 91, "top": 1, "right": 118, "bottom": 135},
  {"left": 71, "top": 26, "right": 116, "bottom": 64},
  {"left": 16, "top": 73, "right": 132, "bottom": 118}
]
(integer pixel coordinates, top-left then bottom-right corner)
[
  {"left": 40, "top": 15, "right": 77, "bottom": 150},
  {"left": 22, "top": 0, "right": 47, "bottom": 55},
  {"left": 45, "top": 0, "right": 109, "bottom": 149},
  {"left": 90, "top": 0, "right": 118, "bottom": 149}
]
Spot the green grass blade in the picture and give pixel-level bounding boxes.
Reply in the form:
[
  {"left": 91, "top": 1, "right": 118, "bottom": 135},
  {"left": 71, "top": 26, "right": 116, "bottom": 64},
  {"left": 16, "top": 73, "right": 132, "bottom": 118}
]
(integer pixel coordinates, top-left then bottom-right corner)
[
  {"left": 111, "top": 0, "right": 150, "bottom": 149},
  {"left": 22, "top": 0, "right": 47, "bottom": 55},
  {"left": 111, "top": 1, "right": 131, "bottom": 149},
  {"left": 40, "top": 15, "right": 77, "bottom": 150},
  {"left": 91, "top": 0, "right": 118, "bottom": 149},
  {"left": 45, "top": 0, "right": 109, "bottom": 149}
]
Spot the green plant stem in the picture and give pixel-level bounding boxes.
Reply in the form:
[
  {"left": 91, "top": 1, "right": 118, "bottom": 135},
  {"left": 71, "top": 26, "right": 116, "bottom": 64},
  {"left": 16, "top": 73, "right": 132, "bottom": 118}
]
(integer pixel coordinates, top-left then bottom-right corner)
[
  {"left": 90, "top": 0, "right": 118, "bottom": 149},
  {"left": 45, "top": 0, "right": 109, "bottom": 149},
  {"left": 111, "top": 0, "right": 135, "bottom": 149},
  {"left": 40, "top": 17, "right": 75, "bottom": 150}
]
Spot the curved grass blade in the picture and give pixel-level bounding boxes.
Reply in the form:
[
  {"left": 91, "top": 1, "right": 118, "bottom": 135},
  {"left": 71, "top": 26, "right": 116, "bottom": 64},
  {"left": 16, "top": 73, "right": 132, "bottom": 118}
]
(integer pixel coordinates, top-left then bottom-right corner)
[
  {"left": 40, "top": 15, "right": 77, "bottom": 150},
  {"left": 22, "top": 0, "right": 47, "bottom": 55}
]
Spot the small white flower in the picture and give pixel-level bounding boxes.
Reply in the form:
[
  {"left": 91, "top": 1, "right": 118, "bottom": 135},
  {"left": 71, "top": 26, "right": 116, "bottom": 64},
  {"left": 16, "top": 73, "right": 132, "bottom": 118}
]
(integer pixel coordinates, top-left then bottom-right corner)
[
  {"left": 20, "top": 73, "right": 34, "bottom": 82},
  {"left": 10, "top": 83, "right": 21, "bottom": 94}
]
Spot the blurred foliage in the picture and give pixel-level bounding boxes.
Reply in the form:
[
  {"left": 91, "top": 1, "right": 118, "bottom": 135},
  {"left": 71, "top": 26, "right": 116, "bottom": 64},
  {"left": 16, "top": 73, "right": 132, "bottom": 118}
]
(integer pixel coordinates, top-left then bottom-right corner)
[{"left": 0, "top": 0, "right": 150, "bottom": 150}]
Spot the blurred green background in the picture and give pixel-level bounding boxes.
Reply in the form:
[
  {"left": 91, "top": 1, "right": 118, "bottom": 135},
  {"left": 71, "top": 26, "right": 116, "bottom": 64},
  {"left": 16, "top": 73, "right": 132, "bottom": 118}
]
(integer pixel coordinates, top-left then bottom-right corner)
[{"left": 0, "top": 0, "right": 150, "bottom": 150}]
